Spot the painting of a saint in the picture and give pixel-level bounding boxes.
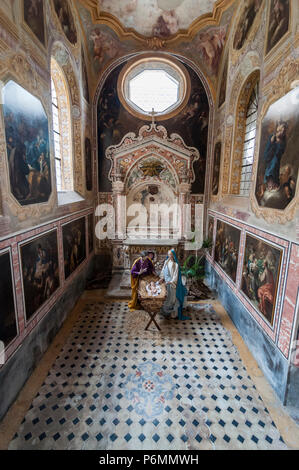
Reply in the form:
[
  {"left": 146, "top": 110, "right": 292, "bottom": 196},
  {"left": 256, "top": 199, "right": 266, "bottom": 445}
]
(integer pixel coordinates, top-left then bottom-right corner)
[
  {"left": 233, "top": 0, "right": 263, "bottom": 50},
  {"left": 90, "top": 28, "right": 120, "bottom": 68},
  {"left": 2, "top": 80, "right": 51, "bottom": 205},
  {"left": 53, "top": 0, "right": 77, "bottom": 45},
  {"left": 212, "top": 142, "right": 221, "bottom": 196},
  {"left": 23, "top": 0, "right": 45, "bottom": 46},
  {"left": 63, "top": 218, "right": 86, "bottom": 280},
  {"left": 218, "top": 56, "right": 228, "bottom": 108},
  {"left": 85, "top": 137, "right": 92, "bottom": 192},
  {"left": 88, "top": 213, "right": 94, "bottom": 254},
  {"left": 255, "top": 86, "right": 299, "bottom": 210},
  {"left": 20, "top": 231, "right": 60, "bottom": 321},
  {"left": 266, "top": 0, "right": 289, "bottom": 54},
  {"left": 81, "top": 48, "right": 90, "bottom": 103},
  {"left": 214, "top": 220, "right": 241, "bottom": 283},
  {"left": 0, "top": 251, "right": 18, "bottom": 347},
  {"left": 241, "top": 234, "right": 282, "bottom": 325}
]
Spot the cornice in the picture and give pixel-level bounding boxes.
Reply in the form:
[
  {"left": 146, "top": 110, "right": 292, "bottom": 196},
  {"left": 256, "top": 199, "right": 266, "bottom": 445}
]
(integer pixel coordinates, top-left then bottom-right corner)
[{"left": 77, "top": 0, "right": 235, "bottom": 46}]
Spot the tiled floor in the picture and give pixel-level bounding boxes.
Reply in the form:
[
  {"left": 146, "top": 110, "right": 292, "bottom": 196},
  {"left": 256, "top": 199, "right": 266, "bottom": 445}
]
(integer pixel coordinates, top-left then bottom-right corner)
[{"left": 7, "top": 300, "right": 289, "bottom": 450}]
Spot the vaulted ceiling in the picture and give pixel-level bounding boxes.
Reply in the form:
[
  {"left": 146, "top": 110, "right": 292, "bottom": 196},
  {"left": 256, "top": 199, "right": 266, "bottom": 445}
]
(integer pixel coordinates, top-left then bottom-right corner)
[{"left": 86, "top": 0, "right": 220, "bottom": 37}]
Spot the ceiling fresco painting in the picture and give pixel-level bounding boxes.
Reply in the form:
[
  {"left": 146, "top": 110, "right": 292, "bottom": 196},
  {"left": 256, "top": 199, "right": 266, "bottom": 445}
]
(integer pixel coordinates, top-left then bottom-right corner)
[{"left": 95, "top": 0, "right": 218, "bottom": 37}]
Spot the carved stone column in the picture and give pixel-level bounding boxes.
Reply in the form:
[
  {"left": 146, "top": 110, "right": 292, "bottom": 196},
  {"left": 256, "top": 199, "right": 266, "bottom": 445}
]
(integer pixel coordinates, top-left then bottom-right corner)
[
  {"left": 178, "top": 182, "right": 191, "bottom": 240},
  {"left": 112, "top": 180, "right": 126, "bottom": 240}
]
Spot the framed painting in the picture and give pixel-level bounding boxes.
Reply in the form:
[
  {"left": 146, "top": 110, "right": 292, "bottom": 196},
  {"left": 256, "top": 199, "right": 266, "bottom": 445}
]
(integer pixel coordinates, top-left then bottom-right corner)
[
  {"left": 2, "top": 80, "right": 51, "bottom": 206},
  {"left": 218, "top": 57, "right": 228, "bottom": 108},
  {"left": 233, "top": 0, "right": 263, "bottom": 50},
  {"left": 241, "top": 234, "right": 282, "bottom": 325},
  {"left": 52, "top": 0, "right": 77, "bottom": 45},
  {"left": 81, "top": 47, "right": 90, "bottom": 103},
  {"left": 23, "top": 0, "right": 46, "bottom": 46},
  {"left": 214, "top": 220, "right": 241, "bottom": 283},
  {"left": 20, "top": 230, "right": 60, "bottom": 322},
  {"left": 212, "top": 142, "right": 221, "bottom": 196},
  {"left": 254, "top": 86, "right": 299, "bottom": 210},
  {"left": 63, "top": 217, "right": 86, "bottom": 280},
  {"left": 266, "top": 0, "right": 290, "bottom": 55},
  {"left": 0, "top": 250, "right": 18, "bottom": 347}
]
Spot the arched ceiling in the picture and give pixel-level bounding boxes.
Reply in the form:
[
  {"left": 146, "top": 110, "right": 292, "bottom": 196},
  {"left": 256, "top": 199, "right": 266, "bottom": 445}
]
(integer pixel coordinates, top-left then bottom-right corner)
[
  {"left": 82, "top": 0, "right": 220, "bottom": 38},
  {"left": 77, "top": 0, "right": 235, "bottom": 42}
]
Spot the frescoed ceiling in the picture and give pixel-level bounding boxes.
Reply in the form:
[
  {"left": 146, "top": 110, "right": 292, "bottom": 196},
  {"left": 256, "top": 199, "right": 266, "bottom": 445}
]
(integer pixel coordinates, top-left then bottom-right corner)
[
  {"left": 75, "top": 0, "right": 236, "bottom": 95},
  {"left": 94, "top": 0, "right": 218, "bottom": 38},
  {"left": 77, "top": 0, "right": 234, "bottom": 40}
]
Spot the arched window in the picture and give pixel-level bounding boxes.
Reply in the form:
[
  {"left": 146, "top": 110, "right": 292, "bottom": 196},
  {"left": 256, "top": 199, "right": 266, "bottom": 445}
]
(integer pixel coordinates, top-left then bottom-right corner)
[
  {"left": 50, "top": 57, "right": 73, "bottom": 193},
  {"left": 230, "top": 70, "right": 260, "bottom": 196},
  {"left": 239, "top": 82, "right": 259, "bottom": 196}
]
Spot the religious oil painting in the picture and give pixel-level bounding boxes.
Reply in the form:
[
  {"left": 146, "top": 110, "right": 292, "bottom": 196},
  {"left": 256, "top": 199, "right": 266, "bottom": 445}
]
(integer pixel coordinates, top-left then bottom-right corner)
[
  {"left": 233, "top": 0, "right": 263, "bottom": 50},
  {"left": 88, "top": 213, "right": 94, "bottom": 254},
  {"left": 53, "top": 0, "right": 77, "bottom": 45},
  {"left": 218, "top": 56, "right": 228, "bottom": 108},
  {"left": 63, "top": 218, "right": 86, "bottom": 280},
  {"left": 214, "top": 220, "right": 241, "bottom": 283},
  {"left": 2, "top": 80, "right": 51, "bottom": 206},
  {"left": 241, "top": 234, "right": 282, "bottom": 325},
  {"left": 255, "top": 86, "right": 299, "bottom": 210},
  {"left": 20, "top": 230, "right": 60, "bottom": 322},
  {"left": 207, "top": 216, "right": 214, "bottom": 256},
  {"left": 0, "top": 251, "right": 18, "bottom": 347},
  {"left": 23, "top": 0, "right": 45, "bottom": 46},
  {"left": 266, "top": 0, "right": 289, "bottom": 55},
  {"left": 85, "top": 137, "right": 92, "bottom": 192},
  {"left": 212, "top": 142, "right": 221, "bottom": 195},
  {"left": 81, "top": 48, "right": 90, "bottom": 103}
]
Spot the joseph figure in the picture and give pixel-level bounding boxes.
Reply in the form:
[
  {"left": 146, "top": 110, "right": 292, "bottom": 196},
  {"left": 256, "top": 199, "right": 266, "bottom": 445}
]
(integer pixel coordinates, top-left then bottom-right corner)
[{"left": 128, "top": 251, "right": 155, "bottom": 310}]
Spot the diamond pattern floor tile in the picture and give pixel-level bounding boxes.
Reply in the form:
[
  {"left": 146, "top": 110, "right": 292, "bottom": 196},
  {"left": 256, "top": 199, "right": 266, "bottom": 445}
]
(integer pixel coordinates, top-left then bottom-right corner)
[{"left": 8, "top": 302, "right": 288, "bottom": 450}]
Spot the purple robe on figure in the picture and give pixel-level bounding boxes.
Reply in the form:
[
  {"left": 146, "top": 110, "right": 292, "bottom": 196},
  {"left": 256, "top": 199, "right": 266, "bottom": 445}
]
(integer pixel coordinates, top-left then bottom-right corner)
[{"left": 131, "top": 257, "right": 154, "bottom": 278}]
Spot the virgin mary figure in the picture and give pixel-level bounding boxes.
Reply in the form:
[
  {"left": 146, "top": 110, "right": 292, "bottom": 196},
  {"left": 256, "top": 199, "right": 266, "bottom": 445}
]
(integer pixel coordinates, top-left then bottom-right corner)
[{"left": 159, "top": 249, "right": 189, "bottom": 320}]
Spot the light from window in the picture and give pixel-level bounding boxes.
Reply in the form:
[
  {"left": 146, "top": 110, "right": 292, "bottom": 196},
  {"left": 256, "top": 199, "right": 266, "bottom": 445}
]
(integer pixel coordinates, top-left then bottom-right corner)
[
  {"left": 128, "top": 69, "right": 179, "bottom": 113},
  {"left": 51, "top": 77, "right": 62, "bottom": 192},
  {"left": 239, "top": 82, "right": 259, "bottom": 196}
]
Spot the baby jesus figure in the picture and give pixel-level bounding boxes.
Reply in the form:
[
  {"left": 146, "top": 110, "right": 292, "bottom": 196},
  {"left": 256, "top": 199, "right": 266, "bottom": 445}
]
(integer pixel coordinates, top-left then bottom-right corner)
[{"left": 146, "top": 280, "right": 162, "bottom": 297}]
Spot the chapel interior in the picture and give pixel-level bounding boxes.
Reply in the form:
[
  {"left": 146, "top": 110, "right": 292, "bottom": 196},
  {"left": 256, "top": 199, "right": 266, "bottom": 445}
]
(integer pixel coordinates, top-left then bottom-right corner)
[{"left": 0, "top": 0, "right": 298, "bottom": 451}]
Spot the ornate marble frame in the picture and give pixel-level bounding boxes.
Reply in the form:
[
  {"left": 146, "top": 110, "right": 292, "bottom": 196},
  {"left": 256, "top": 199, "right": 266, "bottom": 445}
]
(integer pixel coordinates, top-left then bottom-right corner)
[
  {"left": 230, "top": 0, "right": 266, "bottom": 66},
  {"left": 105, "top": 121, "right": 200, "bottom": 188},
  {"left": 0, "top": 52, "right": 56, "bottom": 221},
  {"left": 250, "top": 57, "right": 299, "bottom": 224}
]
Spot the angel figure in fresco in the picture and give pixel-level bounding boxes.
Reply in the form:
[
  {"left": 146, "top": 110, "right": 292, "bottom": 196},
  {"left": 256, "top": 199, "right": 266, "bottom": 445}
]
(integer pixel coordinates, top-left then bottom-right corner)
[
  {"left": 194, "top": 26, "right": 226, "bottom": 75},
  {"left": 152, "top": 10, "right": 179, "bottom": 37},
  {"left": 90, "top": 28, "right": 119, "bottom": 65}
]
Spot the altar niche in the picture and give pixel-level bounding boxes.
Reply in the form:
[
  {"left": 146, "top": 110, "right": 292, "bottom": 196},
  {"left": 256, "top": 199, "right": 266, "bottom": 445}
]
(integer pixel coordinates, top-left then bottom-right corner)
[{"left": 99, "top": 120, "right": 205, "bottom": 290}]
